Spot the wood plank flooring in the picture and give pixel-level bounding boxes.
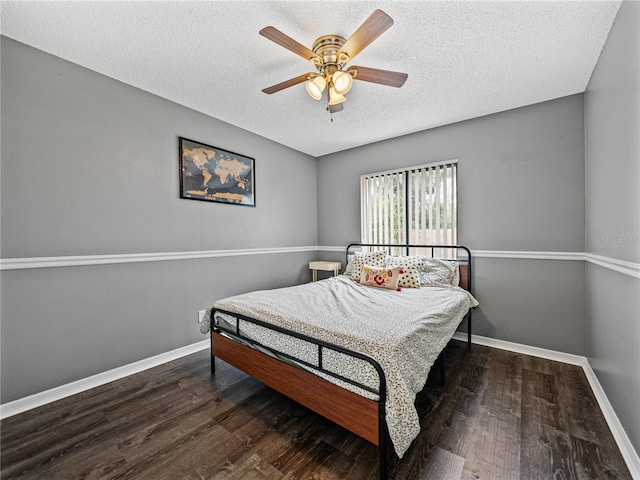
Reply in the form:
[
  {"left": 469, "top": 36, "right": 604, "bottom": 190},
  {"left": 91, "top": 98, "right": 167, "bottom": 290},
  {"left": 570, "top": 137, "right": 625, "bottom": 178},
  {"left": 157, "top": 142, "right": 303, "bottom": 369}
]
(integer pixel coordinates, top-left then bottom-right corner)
[{"left": 1, "top": 341, "right": 632, "bottom": 479}]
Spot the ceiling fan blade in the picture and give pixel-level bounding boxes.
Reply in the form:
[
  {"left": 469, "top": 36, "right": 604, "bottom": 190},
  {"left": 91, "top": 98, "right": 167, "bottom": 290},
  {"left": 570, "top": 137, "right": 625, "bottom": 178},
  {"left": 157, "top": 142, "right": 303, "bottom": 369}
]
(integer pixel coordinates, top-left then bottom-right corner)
[
  {"left": 338, "top": 10, "right": 394, "bottom": 62},
  {"left": 259, "top": 26, "right": 321, "bottom": 63},
  {"left": 347, "top": 66, "right": 408, "bottom": 88},
  {"left": 262, "top": 73, "right": 311, "bottom": 94}
]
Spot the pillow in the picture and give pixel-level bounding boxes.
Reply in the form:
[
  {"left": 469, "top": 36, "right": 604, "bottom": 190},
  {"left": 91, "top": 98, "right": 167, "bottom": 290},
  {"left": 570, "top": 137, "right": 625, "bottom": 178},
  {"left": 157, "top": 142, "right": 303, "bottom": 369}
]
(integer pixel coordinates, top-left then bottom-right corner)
[
  {"left": 450, "top": 261, "right": 461, "bottom": 287},
  {"left": 359, "top": 265, "right": 403, "bottom": 291},
  {"left": 421, "top": 259, "right": 459, "bottom": 287},
  {"left": 349, "top": 250, "right": 387, "bottom": 281},
  {"left": 343, "top": 254, "right": 354, "bottom": 276},
  {"left": 385, "top": 256, "right": 422, "bottom": 288},
  {"left": 386, "top": 255, "right": 460, "bottom": 287}
]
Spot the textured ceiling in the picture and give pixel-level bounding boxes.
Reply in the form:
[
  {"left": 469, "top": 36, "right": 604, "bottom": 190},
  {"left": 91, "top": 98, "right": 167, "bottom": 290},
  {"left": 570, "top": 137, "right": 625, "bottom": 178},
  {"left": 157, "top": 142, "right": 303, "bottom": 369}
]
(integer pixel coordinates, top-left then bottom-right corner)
[{"left": 1, "top": 1, "right": 621, "bottom": 157}]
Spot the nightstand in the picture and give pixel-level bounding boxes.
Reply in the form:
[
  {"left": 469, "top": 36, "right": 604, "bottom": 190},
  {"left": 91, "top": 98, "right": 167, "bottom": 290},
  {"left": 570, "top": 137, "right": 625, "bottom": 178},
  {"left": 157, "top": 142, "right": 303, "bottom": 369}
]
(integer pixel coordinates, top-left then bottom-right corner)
[{"left": 309, "top": 261, "right": 342, "bottom": 282}]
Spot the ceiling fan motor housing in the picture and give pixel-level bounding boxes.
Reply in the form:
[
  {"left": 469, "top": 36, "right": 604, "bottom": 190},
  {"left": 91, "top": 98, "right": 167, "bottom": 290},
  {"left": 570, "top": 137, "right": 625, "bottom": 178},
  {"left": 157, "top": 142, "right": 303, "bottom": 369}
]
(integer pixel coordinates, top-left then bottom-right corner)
[{"left": 311, "top": 35, "right": 349, "bottom": 74}]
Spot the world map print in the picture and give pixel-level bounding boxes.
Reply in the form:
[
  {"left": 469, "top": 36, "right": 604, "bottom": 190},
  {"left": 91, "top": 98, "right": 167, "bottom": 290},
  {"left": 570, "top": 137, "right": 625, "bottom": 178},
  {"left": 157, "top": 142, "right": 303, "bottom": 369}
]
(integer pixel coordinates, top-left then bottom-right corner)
[{"left": 180, "top": 138, "right": 255, "bottom": 206}]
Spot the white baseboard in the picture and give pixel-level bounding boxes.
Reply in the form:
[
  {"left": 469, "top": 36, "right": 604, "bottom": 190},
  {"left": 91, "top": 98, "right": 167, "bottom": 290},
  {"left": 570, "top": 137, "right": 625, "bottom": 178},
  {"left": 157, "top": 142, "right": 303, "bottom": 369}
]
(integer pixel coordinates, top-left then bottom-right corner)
[
  {"left": 582, "top": 361, "right": 640, "bottom": 479},
  {"left": 451, "top": 332, "right": 587, "bottom": 366},
  {"left": 0, "top": 339, "right": 209, "bottom": 420},
  {"left": 452, "top": 332, "right": 640, "bottom": 479}
]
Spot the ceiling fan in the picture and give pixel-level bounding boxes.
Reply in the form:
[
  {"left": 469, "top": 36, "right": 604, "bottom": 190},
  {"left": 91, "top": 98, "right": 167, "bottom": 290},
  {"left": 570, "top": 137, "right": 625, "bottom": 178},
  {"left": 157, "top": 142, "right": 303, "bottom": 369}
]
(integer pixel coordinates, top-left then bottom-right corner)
[{"left": 259, "top": 9, "right": 408, "bottom": 117}]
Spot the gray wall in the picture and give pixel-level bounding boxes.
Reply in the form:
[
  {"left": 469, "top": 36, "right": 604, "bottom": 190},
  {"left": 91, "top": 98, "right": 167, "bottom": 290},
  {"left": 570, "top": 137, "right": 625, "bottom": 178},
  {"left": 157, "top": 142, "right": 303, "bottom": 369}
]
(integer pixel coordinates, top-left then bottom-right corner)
[
  {"left": 585, "top": 0, "right": 640, "bottom": 453},
  {"left": 0, "top": 37, "right": 318, "bottom": 403},
  {"left": 3, "top": 9, "right": 639, "bottom": 464},
  {"left": 317, "top": 95, "right": 586, "bottom": 355}
]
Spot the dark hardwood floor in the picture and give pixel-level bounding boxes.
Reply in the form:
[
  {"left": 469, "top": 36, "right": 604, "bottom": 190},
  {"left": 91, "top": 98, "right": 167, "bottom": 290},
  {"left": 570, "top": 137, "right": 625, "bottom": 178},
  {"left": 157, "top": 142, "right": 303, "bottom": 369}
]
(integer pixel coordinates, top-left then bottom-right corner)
[{"left": 1, "top": 341, "right": 632, "bottom": 479}]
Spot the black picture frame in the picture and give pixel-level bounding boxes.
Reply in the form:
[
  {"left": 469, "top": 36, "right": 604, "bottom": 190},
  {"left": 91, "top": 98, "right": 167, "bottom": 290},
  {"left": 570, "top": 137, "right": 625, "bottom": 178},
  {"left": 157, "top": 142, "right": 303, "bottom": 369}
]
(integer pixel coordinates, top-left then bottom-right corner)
[{"left": 179, "top": 137, "right": 255, "bottom": 207}]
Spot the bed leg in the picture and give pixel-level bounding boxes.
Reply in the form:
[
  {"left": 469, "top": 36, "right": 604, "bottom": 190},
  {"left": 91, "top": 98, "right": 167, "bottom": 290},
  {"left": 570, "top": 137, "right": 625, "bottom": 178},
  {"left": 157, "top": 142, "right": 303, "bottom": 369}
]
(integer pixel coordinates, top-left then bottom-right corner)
[
  {"left": 379, "top": 446, "right": 387, "bottom": 480},
  {"left": 467, "top": 311, "right": 472, "bottom": 346},
  {"left": 379, "top": 404, "right": 388, "bottom": 480},
  {"left": 379, "top": 431, "right": 388, "bottom": 480},
  {"left": 211, "top": 335, "right": 216, "bottom": 374},
  {"left": 439, "top": 350, "right": 445, "bottom": 386}
]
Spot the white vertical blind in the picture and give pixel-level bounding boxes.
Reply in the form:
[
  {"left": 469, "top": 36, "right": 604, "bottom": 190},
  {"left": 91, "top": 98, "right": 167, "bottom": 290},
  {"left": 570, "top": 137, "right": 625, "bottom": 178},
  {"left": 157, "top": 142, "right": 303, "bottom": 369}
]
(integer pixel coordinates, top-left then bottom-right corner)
[
  {"left": 361, "top": 161, "right": 457, "bottom": 256},
  {"left": 361, "top": 172, "right": 405, "bottom": 252}
]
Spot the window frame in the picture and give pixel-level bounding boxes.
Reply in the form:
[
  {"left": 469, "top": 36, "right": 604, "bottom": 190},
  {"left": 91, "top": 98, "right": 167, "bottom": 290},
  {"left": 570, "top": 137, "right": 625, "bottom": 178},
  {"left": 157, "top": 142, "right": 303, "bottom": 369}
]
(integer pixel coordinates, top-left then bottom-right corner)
[{"left": 360, "top": 160, "right": 458, "bottom": 255}]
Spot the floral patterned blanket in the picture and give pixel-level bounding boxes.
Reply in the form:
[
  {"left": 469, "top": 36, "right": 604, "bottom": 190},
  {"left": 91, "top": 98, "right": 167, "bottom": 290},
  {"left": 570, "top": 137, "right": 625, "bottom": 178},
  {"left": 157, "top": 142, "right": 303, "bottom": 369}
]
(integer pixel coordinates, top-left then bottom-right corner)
[{"left": 201, "top": 275, "right": 478, "bottom": 457}]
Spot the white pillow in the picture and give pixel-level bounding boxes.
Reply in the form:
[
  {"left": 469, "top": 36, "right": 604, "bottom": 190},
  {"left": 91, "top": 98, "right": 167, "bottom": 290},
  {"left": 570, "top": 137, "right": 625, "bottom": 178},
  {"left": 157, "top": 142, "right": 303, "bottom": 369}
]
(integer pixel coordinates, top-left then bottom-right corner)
[
  {"left": 349, "top": 251, "right": 387, "bottom": 281},
  {"left": 421, "top": 259, "right": 459, "bottom": 287},
  {"left": 343, "top": 254, "right": 354, "bottom": 276},
  {"left": 385, "top": 256, "right": 422, "bottom": 288},
  {"left": 385, "top": 255, "right": 460, "bottom": 287}
]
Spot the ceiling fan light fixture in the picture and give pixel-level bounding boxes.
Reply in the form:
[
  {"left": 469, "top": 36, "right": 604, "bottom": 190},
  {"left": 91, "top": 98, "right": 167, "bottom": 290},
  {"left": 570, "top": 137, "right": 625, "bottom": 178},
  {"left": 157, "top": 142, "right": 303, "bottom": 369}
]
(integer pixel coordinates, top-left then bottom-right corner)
[
  {"left": 305, "top": 75, "right": 326, "bottom": 100},
  {"left": 328, "top": 86, "right": 347, "bottom": 106},
  {"left": 332, "top": 70, "right": 353, "bottom": 95}
]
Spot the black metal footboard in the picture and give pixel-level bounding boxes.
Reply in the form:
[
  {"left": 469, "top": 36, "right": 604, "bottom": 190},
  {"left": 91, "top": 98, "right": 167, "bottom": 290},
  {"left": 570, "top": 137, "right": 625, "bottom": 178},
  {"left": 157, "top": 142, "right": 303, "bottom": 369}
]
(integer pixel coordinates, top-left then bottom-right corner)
[{"left": 211, "top": 308, "right": 390, "bottom": 480}]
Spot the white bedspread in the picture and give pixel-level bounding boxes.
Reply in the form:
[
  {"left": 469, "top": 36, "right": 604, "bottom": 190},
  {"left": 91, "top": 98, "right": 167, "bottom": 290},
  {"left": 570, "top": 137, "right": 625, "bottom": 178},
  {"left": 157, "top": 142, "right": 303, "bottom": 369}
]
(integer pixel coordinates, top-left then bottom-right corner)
[{"left": 201, "top": 275, "right": 478, "bottom": 457}]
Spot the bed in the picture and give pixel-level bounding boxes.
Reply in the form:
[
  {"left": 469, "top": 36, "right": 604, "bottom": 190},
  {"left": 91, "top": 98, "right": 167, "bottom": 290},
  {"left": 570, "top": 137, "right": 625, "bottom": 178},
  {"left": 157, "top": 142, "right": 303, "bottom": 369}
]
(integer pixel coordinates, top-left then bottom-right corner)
[{"left": 201, "top": 244, "right": 478, "bottom": 480}]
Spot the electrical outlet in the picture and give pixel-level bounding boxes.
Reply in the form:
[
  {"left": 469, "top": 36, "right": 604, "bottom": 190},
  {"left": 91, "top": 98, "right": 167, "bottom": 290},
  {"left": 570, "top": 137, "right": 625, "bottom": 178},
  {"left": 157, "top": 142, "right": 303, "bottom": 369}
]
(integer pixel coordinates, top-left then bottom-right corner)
[{"left": 198, "top": 310, "right": 206, "bottom": 323}]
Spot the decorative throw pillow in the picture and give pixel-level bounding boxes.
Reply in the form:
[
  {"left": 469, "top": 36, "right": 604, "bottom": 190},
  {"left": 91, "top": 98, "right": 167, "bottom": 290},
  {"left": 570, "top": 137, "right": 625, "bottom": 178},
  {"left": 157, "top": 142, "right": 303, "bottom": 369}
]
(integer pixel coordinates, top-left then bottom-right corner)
[
  {"left": 385, "top": 256, "right": 425, "bottom": 288},
  {"left": 349, "top": 250, "right": 387, "bottom": 281},
  {"left": 359, "top": 265, "right": 403, "bottom": 291},
  {"left": 421, "top": 259, "right": 459, "bottom": 286}
]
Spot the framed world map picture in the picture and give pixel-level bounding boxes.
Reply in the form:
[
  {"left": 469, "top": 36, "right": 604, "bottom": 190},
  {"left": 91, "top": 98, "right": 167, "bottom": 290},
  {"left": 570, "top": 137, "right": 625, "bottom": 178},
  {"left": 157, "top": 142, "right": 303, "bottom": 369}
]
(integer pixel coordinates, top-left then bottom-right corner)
[{"left": 179, "top": 137, "right": 255, "bottom": 207}]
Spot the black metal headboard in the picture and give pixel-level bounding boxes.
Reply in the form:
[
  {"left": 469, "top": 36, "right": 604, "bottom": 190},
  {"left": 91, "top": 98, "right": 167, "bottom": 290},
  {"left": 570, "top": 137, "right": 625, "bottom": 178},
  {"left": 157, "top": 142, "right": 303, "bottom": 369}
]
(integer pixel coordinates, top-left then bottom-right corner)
[{"left": 345, "top": 243, "right": 473, "bottom": 294}]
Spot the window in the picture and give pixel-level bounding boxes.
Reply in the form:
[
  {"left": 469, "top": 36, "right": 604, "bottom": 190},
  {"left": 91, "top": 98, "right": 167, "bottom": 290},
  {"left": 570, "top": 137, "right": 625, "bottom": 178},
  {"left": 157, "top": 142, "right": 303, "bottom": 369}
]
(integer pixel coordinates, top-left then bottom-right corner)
[{"left": 360, "top": 161, "right": 457, "bottom": 255}]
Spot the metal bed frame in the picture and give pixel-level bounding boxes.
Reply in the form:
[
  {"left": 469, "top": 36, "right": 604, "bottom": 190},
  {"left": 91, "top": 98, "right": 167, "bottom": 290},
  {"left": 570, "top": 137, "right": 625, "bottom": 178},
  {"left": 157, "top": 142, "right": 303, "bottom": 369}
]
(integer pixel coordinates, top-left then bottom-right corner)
[{"left": 210, "top": 244, "right": 473, "bottom": 480}]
